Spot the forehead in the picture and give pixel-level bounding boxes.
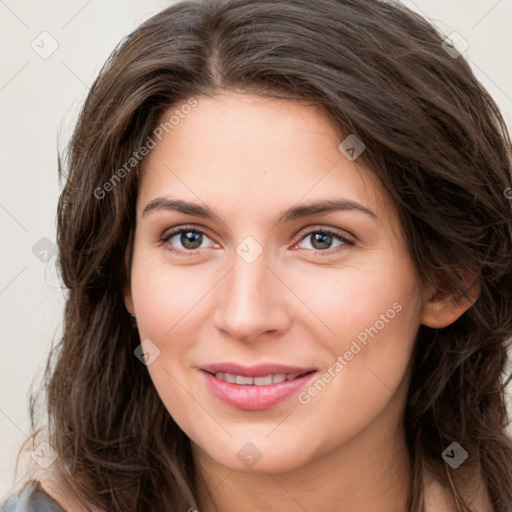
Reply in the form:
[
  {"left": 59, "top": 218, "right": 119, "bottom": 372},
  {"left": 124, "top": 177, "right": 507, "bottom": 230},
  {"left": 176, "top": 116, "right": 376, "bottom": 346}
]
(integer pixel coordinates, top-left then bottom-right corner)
[{"left": 136, "top": 92, "right": 393, "bottom": 225}]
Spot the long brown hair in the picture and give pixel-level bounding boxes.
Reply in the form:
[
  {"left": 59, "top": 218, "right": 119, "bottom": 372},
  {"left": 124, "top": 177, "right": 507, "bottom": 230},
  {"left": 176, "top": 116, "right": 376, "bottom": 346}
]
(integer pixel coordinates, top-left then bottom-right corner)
[{"left": 14, "top": 0, "right": 512, "bottom": 510}]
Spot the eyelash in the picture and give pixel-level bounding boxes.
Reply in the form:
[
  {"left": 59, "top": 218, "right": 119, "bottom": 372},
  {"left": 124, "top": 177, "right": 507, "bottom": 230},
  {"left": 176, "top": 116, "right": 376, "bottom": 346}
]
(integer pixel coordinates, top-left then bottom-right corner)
[{"left": 160, "top": 224, "right": 355, "bottom": 257}]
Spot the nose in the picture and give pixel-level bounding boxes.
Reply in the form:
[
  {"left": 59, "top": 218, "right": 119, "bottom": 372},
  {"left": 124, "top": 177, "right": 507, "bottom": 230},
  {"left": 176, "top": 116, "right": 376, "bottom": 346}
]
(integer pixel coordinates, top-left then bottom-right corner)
[{"left": 212, "top": 247, "right": 291, "bottom": 343}]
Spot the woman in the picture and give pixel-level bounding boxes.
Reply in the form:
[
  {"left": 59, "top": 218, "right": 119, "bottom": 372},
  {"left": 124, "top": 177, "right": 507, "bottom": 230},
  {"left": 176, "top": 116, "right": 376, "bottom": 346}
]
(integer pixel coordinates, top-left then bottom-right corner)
[{"left": 2, "top": 0, "right": 512, "bottom": 511}]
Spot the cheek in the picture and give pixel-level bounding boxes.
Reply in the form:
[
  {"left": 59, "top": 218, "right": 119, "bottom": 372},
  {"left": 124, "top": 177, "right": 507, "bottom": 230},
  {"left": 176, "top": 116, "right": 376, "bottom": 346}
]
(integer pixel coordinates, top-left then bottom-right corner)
[
  {"left": 129, "top": 255, "right": 208, "bottom": 431},
  {"left": 284, "top": 257, "right": 420, "bottom": 343},
  {"left": 290, "top": 269, "right": 421, "bottom": 439},
  {"left": 130, "top": 250, "right": 216, "bottom": 343},
  {"left": 285, "top": 255, "right": 422, "bottom": 387}
]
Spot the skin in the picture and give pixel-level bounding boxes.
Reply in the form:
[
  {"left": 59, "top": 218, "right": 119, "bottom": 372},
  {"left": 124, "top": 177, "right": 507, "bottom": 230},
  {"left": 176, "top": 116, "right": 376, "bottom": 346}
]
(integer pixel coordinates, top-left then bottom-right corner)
[
  {"left": 35, "top": 92, "right": 489, "bottom": 511},
  {"left": 121, "top": 91, "right": 483, "bottom": 512}
]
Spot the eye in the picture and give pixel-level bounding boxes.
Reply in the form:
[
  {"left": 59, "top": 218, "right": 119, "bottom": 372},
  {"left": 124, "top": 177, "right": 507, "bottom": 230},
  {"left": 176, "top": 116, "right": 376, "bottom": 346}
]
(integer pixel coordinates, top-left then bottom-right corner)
[
  {"left": 294, "top": 228, "right": 354, "bottom": 254},
  {"left": 160, "top": 225, "right": 354, "bottom": 257},
  {"left": 160, "top": 226, "right": 217, "bottom": 255}
]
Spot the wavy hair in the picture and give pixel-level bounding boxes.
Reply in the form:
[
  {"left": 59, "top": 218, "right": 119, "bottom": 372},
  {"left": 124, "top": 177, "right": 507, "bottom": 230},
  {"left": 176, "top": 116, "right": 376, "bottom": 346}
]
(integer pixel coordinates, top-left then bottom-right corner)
[{"left": 14, "top": 0, "right": 512, "bottom": 510}]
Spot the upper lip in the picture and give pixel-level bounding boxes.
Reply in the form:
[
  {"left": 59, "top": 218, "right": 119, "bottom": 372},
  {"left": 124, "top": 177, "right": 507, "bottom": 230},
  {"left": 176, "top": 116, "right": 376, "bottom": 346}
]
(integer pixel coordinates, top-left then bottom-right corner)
[{"left": 200, "top": 362, "right": 317, "bottom": 378}]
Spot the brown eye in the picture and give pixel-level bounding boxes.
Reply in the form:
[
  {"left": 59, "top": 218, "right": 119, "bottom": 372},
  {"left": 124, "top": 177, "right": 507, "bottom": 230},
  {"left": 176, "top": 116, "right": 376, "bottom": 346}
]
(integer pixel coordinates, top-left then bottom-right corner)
[
  {"left": 176, "top": 230, "right": 203, "bottom": 250},
  {"left": 161, "top": 226, "right": 216, "bottom": 254},
  {"left": 309, "top": 232, "right": 336, "bottom": 250},
  {"left": 295, "top": 228, "right": 354, "bottom": 254}
]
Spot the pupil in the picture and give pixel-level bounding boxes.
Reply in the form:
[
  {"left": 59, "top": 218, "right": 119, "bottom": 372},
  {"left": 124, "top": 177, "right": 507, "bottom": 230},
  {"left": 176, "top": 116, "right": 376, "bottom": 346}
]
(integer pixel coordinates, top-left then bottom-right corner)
[{"left": 312, "top": 232, "right": 331, "bottom": 250}]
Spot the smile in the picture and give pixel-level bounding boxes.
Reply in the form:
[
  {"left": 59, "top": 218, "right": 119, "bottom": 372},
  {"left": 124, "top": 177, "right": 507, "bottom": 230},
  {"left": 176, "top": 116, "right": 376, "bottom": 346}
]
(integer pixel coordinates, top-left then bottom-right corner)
[
  {"left": 210, "top": 371, "right": 310, "bottom": 385},
  {"left": 201, "top": 370, "right": 318, "bottom": 410}
]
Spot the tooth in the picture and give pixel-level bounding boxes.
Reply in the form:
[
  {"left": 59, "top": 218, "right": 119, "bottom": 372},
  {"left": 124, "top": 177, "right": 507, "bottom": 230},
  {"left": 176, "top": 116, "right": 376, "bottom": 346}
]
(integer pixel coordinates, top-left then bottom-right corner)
[
  {"left": 212, "top": 372, "right": 302, "bottom": 385},
  {"left": 224, "top": 372, "right": 237, "bottom": 383},
  {"left": 235, "top": 375, "right": 254, "bottom": 385},
  {"left": 253, "top": 375, "right": 273, "bottom": 385}
]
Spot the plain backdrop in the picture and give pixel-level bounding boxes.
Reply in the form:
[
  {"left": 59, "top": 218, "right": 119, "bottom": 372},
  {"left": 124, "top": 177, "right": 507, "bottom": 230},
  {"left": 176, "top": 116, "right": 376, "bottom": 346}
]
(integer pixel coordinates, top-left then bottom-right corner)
[{"left": 1, "top": 0, "right": 512, "bottom": 501}]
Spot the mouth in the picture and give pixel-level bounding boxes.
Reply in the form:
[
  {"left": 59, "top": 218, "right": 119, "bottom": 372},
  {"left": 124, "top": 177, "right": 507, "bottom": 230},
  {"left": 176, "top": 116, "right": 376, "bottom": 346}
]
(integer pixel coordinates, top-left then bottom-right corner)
[
  {"left": 203, "top": 370, "right": 315, "bottom": 386},
  {"left": 199, "top": 362, "right": 317, "bottom": 378},
  {"left": 199, "top": 364, "right": 318, "bottom": 410}
]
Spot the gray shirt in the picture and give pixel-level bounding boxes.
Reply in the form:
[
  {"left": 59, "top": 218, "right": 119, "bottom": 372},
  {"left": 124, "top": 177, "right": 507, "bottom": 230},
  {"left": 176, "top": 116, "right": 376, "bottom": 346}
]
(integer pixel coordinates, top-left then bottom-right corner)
[{"left": 0, "top": 481, "right": 64, "bottom": 512}]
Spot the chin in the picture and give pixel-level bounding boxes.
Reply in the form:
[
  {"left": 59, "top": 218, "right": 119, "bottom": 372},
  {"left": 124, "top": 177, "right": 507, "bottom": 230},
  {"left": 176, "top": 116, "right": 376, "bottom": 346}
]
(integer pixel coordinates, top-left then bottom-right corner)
[{"left": 207, "top": 440, "right": 310, "bottom": 474}]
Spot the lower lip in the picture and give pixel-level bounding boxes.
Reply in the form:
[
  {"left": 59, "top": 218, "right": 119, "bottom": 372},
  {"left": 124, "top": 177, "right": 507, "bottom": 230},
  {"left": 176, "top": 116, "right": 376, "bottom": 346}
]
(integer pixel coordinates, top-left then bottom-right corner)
[{"left": 201, "top": 370, "right": 317, "bottom": 410}]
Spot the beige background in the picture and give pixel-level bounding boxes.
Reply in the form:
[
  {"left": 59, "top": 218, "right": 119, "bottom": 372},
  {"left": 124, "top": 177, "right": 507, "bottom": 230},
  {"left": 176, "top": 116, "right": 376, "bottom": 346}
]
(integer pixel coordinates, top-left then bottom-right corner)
[{"left": 1, "top": 0, "right": 511, "bottom": 501}]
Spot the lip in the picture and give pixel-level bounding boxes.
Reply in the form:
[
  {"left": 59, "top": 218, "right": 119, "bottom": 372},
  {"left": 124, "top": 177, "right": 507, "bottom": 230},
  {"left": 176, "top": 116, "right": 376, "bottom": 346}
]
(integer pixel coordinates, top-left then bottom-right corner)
[
  {"left": 199, "top": 362, "right": 316, "bottom": 378},
  {"left": 200, "top": 369, "right": 318, "bottom": 410}
]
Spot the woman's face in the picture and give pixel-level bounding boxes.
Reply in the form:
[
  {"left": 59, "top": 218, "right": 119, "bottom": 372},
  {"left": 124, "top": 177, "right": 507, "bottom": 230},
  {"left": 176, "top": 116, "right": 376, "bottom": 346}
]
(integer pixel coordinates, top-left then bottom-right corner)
[{"left": 124, "top": 92, "right": 426, "bottom": 474}]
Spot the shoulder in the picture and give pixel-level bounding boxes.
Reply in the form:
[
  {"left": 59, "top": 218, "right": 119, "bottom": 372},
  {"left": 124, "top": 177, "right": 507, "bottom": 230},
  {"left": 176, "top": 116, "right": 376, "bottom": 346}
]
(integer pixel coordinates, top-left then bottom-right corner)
[
  {"left": 1, "top": 472, "right": 105, "bottom": 512},
  {"left": 423, "top": 465, "right": 496, "bottom": 512},
  {"left": 0, "top": 480, "right": 65, "bottom": 512}
]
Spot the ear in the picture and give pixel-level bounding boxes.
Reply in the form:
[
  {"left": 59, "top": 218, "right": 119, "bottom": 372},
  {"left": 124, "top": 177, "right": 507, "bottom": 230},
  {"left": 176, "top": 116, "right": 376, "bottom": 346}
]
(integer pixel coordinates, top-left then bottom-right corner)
[
  {"left": 421, "top": 276, "right": 480, "bottom": 329},
  {"left": 122, "top": 231, "right": 135, "bottom": 316},
  {"left": 123, "top": 283, "right": 135, "bottom": 316},
  {"left": 121, "top": 264, "right": 135, "bottom": 315}
]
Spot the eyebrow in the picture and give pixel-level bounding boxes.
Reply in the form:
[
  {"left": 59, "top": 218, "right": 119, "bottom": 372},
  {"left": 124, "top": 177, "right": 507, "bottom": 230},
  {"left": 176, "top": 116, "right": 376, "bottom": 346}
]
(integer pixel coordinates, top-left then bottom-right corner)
[{"left": 141, "top": 197, "right": 377, "bottom": 222}]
